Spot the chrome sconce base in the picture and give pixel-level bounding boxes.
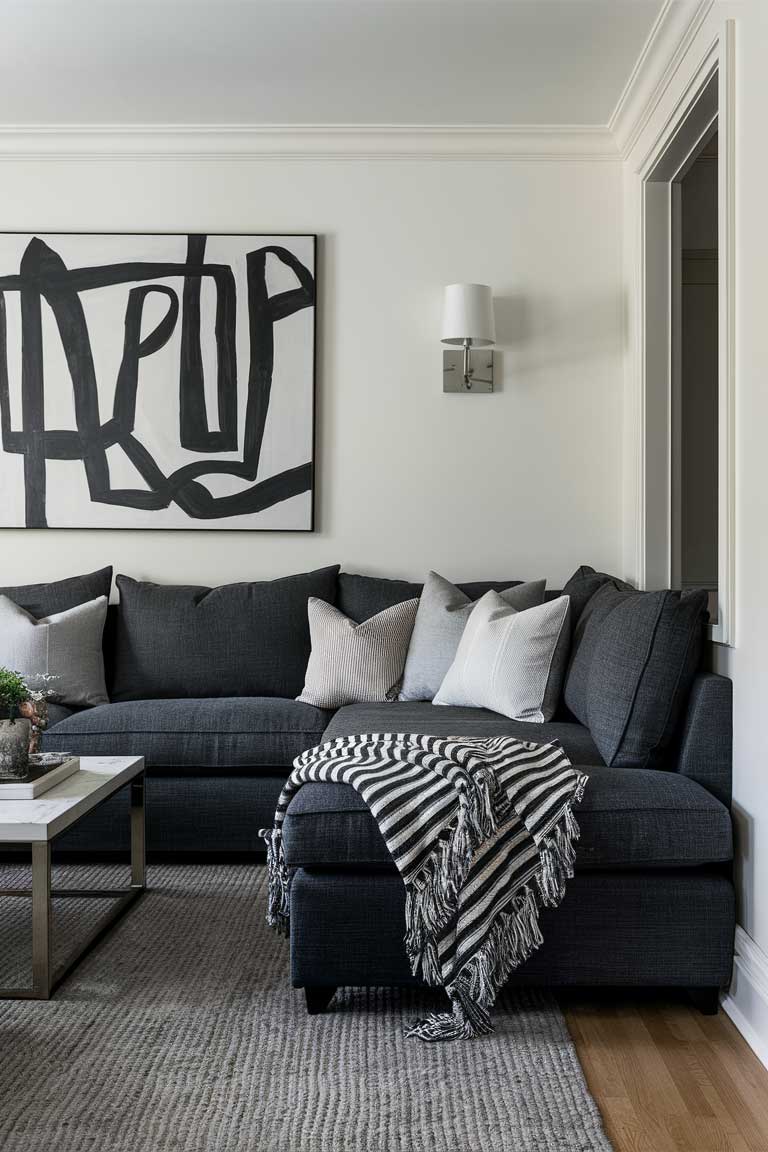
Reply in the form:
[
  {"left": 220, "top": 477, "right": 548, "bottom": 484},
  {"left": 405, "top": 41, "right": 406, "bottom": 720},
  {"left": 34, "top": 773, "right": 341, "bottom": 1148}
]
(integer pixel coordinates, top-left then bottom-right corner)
[{"left": 442, "top": 348, "right": 495, "bottom": 392}]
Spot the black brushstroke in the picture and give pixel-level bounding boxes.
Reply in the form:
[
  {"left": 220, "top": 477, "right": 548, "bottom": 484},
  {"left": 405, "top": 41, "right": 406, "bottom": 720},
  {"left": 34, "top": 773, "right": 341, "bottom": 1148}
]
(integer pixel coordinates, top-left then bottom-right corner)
[
  {"left": 179, "top": 234, "right": 238, "bottom": 453},
  {"left": 0, "top": 235, "right": 315, "bottom": 526}
]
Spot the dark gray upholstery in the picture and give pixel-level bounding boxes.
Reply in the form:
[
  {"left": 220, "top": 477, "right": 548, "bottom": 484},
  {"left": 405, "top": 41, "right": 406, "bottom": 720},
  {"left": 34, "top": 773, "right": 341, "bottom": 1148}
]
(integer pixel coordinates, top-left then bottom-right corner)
[
  {"left": 45, "top": 703, "right": 75, "bottom": 728},
  {"left": 48, "top": 775, "right": 287, "bottom": 855},
  {"left": 336, "top": 573, "right": 529, "bottom": 623},
  {"left": 283, "top": 767, "right": 732, "bottom": 870},
  {"left": 564, "top": 582, "right": 708, "bottom": 770},
  {"left": 111, "top": 567, "right": 339, "bottom": 701},
  {"left": 0, "top": 566, "right": 112, "bottom": 618},
  {"left": 15, "top": 562, "right": 729, "bottom": 1005},
  {"left": 44, "top": 698, "right": 331, "bottom": 770},
  {"left": 289, "top": 869, "right": 735, "bottom": 991},
  {"left": 675, "top": 674, "right": 733, "bottom": 807},
  {"left": 337, "top": 574, "right": 423, "bottom": 621},
  {"left": 561, "top": 564, "right": 632, "bottom": 629},
  {"left": 322, "top": 701, "right": 603, "bottom": 763},
  {"left": 288, "top": 658, "right": 734, "bottom": 999}
]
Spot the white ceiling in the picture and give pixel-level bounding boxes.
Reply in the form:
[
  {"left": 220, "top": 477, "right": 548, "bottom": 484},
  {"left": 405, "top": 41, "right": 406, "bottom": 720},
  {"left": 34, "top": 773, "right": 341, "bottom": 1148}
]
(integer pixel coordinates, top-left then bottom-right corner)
[{"left": 0, "top": 0, "right": 664, "bottom": 127}]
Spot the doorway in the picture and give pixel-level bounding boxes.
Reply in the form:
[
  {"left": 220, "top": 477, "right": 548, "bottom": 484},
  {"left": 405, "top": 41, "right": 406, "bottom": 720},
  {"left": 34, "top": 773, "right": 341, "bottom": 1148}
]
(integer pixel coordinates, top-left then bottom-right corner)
[
  {"left": 640, "top": 60, "right": 733, "bottom": 643},
  {"left": 671, "top": 130, "right": 719, "bottom": 621}
]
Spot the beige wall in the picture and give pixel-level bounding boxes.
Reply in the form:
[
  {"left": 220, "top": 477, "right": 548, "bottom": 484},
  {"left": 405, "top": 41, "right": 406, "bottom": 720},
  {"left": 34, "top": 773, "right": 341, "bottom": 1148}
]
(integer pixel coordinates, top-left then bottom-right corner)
[{"left": 0, "top": 157, "right": 624, "bottom": 590}]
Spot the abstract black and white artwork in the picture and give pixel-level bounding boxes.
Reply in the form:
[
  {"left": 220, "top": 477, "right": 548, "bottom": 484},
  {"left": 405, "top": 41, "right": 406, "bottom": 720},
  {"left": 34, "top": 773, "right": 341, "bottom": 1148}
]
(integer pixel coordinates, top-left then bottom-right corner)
[{"left": 0, "top": 233, "right": 316, "bottom": 529}]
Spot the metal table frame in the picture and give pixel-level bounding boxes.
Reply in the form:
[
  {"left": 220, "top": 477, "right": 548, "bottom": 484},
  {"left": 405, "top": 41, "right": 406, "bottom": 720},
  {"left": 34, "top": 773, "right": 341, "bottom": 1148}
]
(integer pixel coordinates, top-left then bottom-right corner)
[{"left": 0, "top": 773, "right": 145, "bottom": 1000}]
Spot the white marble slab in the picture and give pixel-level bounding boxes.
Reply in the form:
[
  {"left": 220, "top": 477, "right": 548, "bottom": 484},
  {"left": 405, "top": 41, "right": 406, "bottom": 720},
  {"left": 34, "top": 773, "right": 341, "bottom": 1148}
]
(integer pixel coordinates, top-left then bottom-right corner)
[{"left": 0, "top": 756, "right": 144, "bottom": 843}]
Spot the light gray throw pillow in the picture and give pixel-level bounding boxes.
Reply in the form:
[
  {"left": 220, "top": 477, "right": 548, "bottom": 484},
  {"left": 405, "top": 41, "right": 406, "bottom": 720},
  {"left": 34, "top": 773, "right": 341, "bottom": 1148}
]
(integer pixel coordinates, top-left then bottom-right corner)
[
  {"left": 434, "top": 591, "right": 571, "bottom": 722},
  {"left": 0, "top": 594, "right": 109, "bottom": 708},
  {"left": 399, "top": 572, "right": 546, "bottom": 702},
  {"left": 298, "top": 597, "right": 419, "bottom": 709}
]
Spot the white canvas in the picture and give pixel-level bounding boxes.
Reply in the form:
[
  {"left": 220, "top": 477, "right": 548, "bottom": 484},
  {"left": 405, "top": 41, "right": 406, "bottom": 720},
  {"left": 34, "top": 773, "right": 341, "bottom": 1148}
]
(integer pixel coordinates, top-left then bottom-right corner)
[{"left": 0, "top": 233, "right": 316, "bottom": 530}]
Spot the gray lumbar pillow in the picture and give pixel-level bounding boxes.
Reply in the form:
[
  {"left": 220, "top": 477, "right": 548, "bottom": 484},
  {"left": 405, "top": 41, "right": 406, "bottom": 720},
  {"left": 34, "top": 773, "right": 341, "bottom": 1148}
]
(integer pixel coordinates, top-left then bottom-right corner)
[
  {"left": 0, "top": 595, "right": 109, "bottom": 708},
  {"left": 399, "top": 572, "right": 546, "bottom": 702},
  {"left": 434, "top": 591, "right": 571, "bottom": 723},
  {"left": 298, "top": 597, "right": 419, "bottom": 709}
]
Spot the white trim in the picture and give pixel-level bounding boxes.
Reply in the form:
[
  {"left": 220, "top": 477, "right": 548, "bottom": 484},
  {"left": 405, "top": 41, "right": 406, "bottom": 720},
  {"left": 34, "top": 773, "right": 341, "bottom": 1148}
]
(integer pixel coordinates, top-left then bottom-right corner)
[
  {"left": 629, "top": 21, "right": 735, "bottom": 649},
  {"left": 715, "top": 22, "right": 736, "bottom": 646},
  {"left": 0, "top": 7, "right": 713, "bottom": 164},
  {"left": 609, "top": 0, "right": 715, "bottom": 158},
  {"left": 722, "top": 926, "right": 768, "bottom": 1071},
  {"left": 0, "top": 123, "right": 619, "bottom": 161}
]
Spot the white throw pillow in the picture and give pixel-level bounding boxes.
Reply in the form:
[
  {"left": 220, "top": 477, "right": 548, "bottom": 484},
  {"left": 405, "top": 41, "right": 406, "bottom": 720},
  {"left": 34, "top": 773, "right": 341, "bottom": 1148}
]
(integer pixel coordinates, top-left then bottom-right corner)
[
  {"left": 434, "top": 592, "right": 570, "bottom": 723},
  {"left": 298, "top": 597, "right": 419, "bottom": 709},
  {"left": 0, "top": 594, "right": 109, "bottom": 708},
  {"left": 400, "top": 572, "right": 546, "bottom": 702}
]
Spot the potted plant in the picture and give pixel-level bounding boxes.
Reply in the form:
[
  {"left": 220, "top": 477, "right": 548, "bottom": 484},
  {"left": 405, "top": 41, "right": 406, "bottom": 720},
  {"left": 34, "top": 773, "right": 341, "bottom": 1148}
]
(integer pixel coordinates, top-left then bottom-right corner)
[{"left": 0, "top": 668, "right": 34, "bottom": 779}]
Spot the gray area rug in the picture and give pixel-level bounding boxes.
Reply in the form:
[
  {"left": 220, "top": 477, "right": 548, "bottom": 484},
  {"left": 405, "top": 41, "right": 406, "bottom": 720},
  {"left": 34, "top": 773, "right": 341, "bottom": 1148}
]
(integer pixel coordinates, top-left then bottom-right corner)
[{"left": 0, "top": 863, "right": 612, "bottom": 1152}]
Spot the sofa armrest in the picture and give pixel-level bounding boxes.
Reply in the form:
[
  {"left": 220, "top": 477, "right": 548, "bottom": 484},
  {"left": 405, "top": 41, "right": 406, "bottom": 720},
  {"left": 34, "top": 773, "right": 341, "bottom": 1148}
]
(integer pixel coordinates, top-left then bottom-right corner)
[{"left": 674, "top": 673, "right": 732, "bottom": 808}]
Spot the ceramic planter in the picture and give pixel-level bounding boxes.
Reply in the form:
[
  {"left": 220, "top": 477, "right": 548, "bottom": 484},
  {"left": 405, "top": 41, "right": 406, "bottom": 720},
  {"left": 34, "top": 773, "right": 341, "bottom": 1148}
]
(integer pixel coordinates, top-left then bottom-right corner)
[{"left": 0, "top": 718, "right": 32, "bottom": 780}]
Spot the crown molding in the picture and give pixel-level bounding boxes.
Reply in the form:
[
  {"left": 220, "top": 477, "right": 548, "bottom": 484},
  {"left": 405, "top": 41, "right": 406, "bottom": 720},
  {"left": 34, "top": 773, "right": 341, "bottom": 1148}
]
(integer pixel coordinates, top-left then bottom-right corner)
[
  {"left": 0, "top": 123, "right": 619, "bottom": 161},
  {"left": 0, "top": 3, "right": 716, "bottom": 165},
  {"left": 608, "top": 0, "right": 715, "bottom": 158}
]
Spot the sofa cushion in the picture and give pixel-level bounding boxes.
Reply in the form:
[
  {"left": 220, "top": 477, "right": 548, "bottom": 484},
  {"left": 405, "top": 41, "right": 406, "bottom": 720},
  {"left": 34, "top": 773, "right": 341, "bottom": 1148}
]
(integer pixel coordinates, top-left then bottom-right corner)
[
  {"left": 43, "top": 697, "right": 331, "bottom": 770},
  {"left": 298, "top": 597, "right": 419, "bottom": 708},
  {"left": 400, "top": 573, "right": 546, "bottom": 702},
  {"left": 46, "top": 703, "right": 75, "bottom": 727},
  {"left": 337, "top": 574, "right": 423, "bottom": 622},
  {"left": 322, "top": 701, "right": 603, "bottom": 764},
  {"left": 0, "top": 566, "right": 112, "bottom": 618},
  {"left": 282, "top": 766, "right": 732, "bottom": 871},
  {"left": 564, "top": 582, "right": 708, "bottom": 770},
  {"left": 336, "top": 573, "right": 532, "bottom": 624},
  {"left": 434, "top": 593, "right": 571, "bottom": 722},
  {"left": 0, "top": 594, "right": 109, "bottom": 708},
  {"left": 111, "top": 567, "right": 340, "bottom": 701},
  {"left": 561, "top": 564, "right": 633, "bottom": 630}
]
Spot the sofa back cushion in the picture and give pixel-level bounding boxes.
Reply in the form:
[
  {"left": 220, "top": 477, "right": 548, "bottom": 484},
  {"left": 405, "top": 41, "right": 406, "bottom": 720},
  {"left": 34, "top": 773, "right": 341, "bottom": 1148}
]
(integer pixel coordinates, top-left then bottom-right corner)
[
  {"left": 561, "top": 564, "right": 633, "bottom": 630},
  {"left": 336, "top": 574, "right": 423, "bottom": 622},
  {"left": 564, "top": 581, "right": 709, "bottom": 769},
  {"left": 336, "top": 572, "right": 529, "bottom": 624},
  {"left": 0, "top": 566, "right": 113, "bottom": 618},
  {"left": 111, "top": 567, "right": 340, "bottom": 701}
]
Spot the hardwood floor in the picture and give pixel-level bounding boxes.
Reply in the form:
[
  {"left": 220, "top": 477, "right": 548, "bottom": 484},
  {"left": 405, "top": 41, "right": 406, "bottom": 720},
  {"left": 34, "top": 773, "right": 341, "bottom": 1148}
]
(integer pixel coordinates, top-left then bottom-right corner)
[{"left": 561, "top": 992, "right": 768, "bottom": 1152}]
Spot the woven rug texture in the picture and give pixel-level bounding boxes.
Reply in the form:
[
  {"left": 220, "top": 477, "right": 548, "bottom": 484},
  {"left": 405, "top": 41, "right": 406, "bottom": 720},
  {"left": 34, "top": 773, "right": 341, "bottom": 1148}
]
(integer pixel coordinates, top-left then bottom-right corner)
[{"left": 0, "top": 863, "right": 612, "bottom": 1152}]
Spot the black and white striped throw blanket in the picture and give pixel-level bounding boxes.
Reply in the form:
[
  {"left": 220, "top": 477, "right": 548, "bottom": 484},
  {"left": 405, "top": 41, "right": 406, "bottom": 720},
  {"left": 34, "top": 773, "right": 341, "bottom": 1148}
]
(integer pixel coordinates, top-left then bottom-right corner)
[{"left": 262, "top": 733, "right": 587, "bottom": 1042}]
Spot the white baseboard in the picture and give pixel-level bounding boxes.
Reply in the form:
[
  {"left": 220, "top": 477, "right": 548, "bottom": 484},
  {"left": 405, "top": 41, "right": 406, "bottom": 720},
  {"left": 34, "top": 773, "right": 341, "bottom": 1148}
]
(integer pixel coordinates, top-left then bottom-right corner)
[{"left": 721, "top": 925, "right": 768, "bottom": 1070}]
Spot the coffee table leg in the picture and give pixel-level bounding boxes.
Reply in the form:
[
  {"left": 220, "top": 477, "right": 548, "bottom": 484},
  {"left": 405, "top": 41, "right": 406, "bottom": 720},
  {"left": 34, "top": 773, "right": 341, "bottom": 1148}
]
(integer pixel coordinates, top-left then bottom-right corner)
[
  {"left": 31, "top": 842, "right": 52, "bottom": 998},
  {"left": 130, "top": 774, "right": 146, "bottom": 890}
]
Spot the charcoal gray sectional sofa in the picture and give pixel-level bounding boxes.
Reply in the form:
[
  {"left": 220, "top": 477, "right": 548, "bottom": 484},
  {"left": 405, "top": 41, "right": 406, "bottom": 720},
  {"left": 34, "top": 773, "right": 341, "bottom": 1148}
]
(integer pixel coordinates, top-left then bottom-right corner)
[{"left": 8, "top": 562, "right": 733, "bottom": 1011}]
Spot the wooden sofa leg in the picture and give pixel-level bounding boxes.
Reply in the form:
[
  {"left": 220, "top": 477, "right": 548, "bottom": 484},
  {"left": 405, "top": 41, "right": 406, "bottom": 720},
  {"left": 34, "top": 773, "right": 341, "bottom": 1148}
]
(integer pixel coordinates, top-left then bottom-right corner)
[
  {"left": 305, "top": 986, "right": 337, "bottom": 1015},
  {"left": 688, "top": 987, "right": 720, "bottom": 1015}
]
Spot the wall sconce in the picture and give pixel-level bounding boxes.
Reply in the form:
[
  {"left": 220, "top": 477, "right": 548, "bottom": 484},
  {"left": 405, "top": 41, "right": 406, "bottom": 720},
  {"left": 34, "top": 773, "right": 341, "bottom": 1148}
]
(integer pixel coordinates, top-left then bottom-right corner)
[{"left": 441, "top": 283, "right": 496, "bottom": 393}]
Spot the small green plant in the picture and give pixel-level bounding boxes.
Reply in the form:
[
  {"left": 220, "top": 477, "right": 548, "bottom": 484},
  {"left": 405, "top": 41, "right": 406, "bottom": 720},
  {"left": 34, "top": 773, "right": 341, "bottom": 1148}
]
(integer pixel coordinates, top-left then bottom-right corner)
[{"left": 0, "top": 668, "right": 30, "bottom": 723}]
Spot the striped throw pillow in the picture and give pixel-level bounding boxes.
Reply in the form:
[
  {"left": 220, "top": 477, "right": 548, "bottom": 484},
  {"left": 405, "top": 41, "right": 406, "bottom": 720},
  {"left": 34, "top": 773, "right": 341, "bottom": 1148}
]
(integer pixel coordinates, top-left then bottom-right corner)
[{"left": 297, "top": 597, "right": 419, "bottom": 709}]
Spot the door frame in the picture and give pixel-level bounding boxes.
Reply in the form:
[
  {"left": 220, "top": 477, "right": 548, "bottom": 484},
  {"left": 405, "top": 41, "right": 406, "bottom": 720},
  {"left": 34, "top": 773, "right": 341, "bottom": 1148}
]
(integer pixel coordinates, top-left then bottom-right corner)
[{"left": 635, "top": 21, "right": 735, "bottom": 645}]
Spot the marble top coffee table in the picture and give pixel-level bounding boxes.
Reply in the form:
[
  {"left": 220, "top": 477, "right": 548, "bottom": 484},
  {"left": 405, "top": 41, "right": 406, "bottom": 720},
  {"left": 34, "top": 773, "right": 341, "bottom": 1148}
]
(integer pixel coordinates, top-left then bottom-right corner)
[{"left": 0, "top": 755, "right": 145, "bottom": 999}]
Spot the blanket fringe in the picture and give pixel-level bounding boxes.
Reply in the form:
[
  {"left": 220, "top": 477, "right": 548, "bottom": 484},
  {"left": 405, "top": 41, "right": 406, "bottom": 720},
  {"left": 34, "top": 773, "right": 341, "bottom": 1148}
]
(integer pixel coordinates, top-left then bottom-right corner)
[
  {"left": 405, "top": 774, "right": 587, "bottom": 1041},
  {"left": 404, "top": 772, "right": 515, "bottom": 966},
  {"left": 404, "top": 813, "right": 471, "bottom": 961},
  {"left": 260, "top": 827, "right": 291, "bottom": 936}
]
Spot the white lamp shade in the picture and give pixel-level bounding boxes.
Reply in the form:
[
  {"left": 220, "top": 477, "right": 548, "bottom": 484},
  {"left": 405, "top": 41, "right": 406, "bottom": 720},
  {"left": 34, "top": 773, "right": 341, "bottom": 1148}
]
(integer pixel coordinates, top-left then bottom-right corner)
[{"left": 441, "top": 283, "right": 496, "bottom": 346}]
